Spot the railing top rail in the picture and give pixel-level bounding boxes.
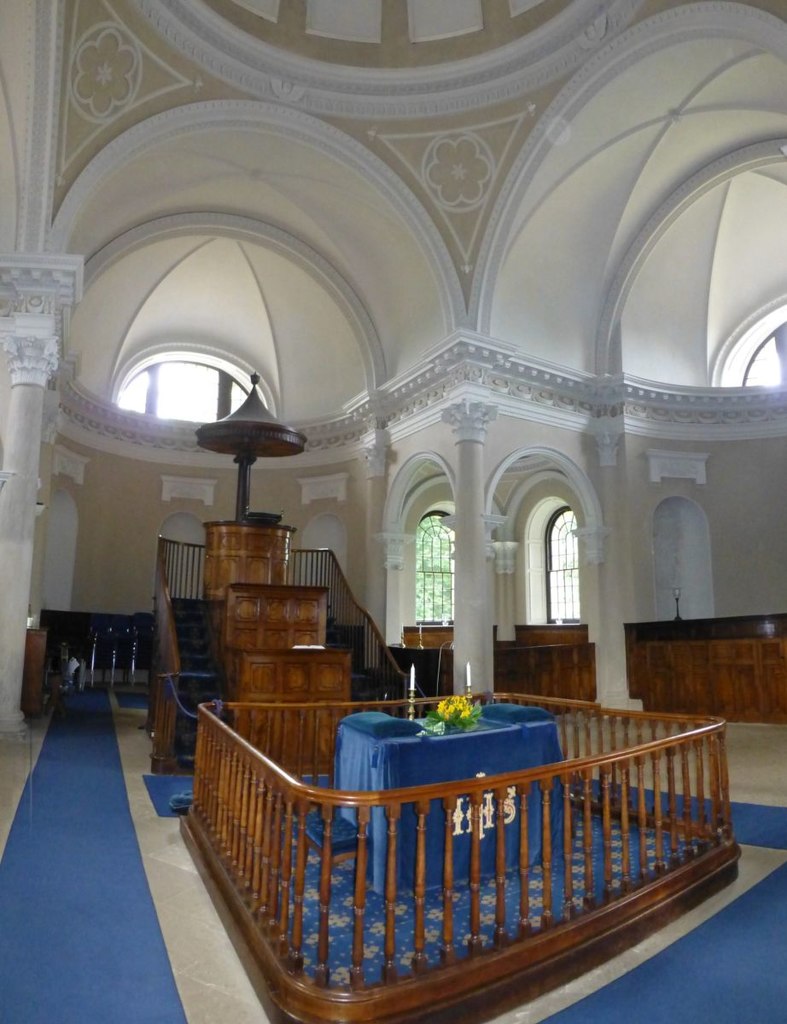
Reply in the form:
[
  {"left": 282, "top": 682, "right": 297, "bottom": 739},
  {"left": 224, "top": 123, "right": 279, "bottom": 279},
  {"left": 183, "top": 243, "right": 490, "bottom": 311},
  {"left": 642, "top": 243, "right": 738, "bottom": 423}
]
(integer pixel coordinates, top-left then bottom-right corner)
[{"left": 197, "top": 698, "right": 727, "bottom": 807}]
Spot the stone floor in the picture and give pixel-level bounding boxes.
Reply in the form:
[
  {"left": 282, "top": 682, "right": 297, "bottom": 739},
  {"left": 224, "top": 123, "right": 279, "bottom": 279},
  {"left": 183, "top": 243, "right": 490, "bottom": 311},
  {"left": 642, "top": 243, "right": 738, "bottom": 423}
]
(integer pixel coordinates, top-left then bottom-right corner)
[{"left": 1, "top": 697, "right": 785, "bottom": 1024}]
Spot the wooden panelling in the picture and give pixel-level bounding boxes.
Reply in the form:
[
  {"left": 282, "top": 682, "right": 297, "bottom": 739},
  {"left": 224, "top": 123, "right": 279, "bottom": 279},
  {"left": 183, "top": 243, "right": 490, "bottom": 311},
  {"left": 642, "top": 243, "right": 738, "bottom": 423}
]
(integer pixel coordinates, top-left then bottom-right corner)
[
  {"left": 513, "top": 624, "right": 589, "bottom": 647},
  {"left": 494, "top": 643, "right": 597, "bottom": 703},
  {"left": 625, "top": 616, "right": 787, "bottom": 722},
  {"left": 222, "top": 584, "right": 327, "bottom": 652},
  {"left": 402, "top": 625, "right": 453, "bottom": 649},
  {"left": 203, "top": 521, "right": 295, "bottom": 599},
  {"left": 21, "top": 628, "right": 47, "bottom": 717},
  {"left": 230, "top": 648, "right": 351, "bottom": 703}
]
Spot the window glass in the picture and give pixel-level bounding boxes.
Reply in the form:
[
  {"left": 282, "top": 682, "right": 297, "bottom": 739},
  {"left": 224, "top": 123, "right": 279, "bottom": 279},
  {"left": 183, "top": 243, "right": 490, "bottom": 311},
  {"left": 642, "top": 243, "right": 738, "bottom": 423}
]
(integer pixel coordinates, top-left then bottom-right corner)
[
  {"left": 546, "top": 507, "right": 580, "bottom": 623},
  {"left": 415, "top": 512, "right": 454, "bottom": 623},
  {"left": 117, "top": 359, "right": 249, "bottom": 422},
  {"left": 744, "top": 336, "right": 781, "bottom": 387}
]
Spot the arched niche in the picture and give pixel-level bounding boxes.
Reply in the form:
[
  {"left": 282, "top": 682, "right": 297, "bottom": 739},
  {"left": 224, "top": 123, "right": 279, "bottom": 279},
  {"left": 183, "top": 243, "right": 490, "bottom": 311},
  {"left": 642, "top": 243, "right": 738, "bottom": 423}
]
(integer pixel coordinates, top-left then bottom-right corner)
[
  {"left": 43, "top": 490, "right": 79, "bottom": 610},
  {"left": 159, "top": 512, "right": 206, "bottom": 544},
  {"left": 653, "top": 497, "right": 713, "bottom": 621},
  {"left": 300, "top": 513, "right": 348, "bottom": 574}
]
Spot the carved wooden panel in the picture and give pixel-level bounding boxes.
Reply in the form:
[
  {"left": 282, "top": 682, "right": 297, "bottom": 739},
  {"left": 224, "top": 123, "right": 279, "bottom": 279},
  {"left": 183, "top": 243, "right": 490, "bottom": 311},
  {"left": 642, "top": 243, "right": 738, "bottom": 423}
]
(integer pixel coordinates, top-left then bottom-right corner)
[
  {"left": 223, "top": 585, "right": 328, "bottom": 652},
  {"left": 203, "top": 521, "right": 295, "bottom": 599},
  {"left": 230, "top": 649, "right": 351, "bottom": 703}
]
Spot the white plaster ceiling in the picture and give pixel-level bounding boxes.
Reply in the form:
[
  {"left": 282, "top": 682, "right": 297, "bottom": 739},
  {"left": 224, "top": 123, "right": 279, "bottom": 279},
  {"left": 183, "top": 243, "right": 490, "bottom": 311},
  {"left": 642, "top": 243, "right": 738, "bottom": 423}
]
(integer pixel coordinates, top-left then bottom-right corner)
[{"left": 7, "top": 1, "right": 787, "bottom": 435}]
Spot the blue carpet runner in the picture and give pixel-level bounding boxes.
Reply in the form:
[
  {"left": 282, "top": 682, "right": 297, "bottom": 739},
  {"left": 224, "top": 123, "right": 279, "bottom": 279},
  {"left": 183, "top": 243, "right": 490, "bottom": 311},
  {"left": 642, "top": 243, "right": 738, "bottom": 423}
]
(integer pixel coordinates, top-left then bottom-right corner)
[
  {"left": 543, "top": 859, "right": 787, "bottom": 1023},
  {"left": 0, "top": 691, "right": 186, "bottom": 1024}
]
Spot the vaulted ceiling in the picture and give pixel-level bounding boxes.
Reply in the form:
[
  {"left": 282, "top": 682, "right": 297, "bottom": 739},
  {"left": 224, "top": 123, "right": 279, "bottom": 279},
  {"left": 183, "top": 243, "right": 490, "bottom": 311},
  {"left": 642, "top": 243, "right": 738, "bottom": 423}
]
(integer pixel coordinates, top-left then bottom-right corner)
[{"left": 3, "top": 0, "right": 787, "bottom": 432}]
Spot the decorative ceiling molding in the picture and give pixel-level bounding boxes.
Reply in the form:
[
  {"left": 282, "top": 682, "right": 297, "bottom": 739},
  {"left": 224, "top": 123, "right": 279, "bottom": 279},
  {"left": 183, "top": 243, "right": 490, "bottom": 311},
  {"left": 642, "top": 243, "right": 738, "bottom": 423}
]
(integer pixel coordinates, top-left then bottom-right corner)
[
  {"left": 54, "top": 334, "right": 787, "bottom": 466},
  {"left": 134, "top": 0, "right": 641, "bottom": 118}
]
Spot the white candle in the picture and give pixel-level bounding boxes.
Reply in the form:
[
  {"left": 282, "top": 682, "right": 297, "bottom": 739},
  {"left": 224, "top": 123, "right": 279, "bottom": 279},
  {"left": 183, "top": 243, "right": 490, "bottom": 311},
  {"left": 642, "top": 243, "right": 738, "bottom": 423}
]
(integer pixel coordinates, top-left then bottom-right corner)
[
  {"left": 466, "top": 661, "right": 471, "bottom": 692},
  {"left": 409, "top": 664, "right": 416, "bottom": 693}
]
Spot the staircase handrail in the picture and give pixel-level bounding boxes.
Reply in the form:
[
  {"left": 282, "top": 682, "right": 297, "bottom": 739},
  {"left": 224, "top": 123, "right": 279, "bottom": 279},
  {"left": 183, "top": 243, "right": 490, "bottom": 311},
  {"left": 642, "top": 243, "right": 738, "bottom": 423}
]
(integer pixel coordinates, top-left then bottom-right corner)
[
  {"left": 150, "top": 537, "right": 183, "bottom": 772},
  {"left": 289, "top": 548, "right": 407, "bottom": 699}
]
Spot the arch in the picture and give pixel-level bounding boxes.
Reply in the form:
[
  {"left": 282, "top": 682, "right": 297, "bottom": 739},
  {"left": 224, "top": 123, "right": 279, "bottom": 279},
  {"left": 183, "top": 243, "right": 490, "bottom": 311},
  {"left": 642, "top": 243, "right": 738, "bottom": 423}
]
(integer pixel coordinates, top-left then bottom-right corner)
[
  {"left": 471, "top": 3, "right": 787, "bottom": 354},
  {"left": 49, "top": 99, "right": 466, "bottom": 338},
  {"left": 300, "top": 513, "right": 348, "bottom": 574},
  {"left": 88, "top": 213, "right": 386, "bottom": 398},
  {"left": 652, "top": 496, "right": 713, "bottom": 620},
  {"left": 486, "top": 446, "right": 603, "bottom": 549},
  {"left": 42, "top": 490, "right": 79, "bottom": 610},
  {"left": 383, "top": 451, "right": 456, "bottom": 534},
  {"left": 160, "top": 512, "right": 206, "bottom": 544}
]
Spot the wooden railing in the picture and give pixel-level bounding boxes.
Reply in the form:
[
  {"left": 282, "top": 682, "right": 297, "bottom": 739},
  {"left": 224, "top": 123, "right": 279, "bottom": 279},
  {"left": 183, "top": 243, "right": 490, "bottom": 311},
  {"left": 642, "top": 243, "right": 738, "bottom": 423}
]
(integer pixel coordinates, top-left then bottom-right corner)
[
  {"left": 289, "top": 548, "right": 407, "bottom": 699},
  {"left": 181, "top": 694, "right": 740, "bottom": 1024},
  {"left": 150, "top": 537, "right": 183, "bottom": 772}
]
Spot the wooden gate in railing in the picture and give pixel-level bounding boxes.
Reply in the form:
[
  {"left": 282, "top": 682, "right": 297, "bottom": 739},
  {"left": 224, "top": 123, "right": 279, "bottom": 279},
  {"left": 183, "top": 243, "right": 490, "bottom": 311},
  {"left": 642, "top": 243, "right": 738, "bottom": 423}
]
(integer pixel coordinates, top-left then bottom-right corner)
[
  {"left": 289, "top": 548, "right": 407, "bottom": 699},
  {"left": 181, "top": 694, "right": 740, "bottom": 1024}
]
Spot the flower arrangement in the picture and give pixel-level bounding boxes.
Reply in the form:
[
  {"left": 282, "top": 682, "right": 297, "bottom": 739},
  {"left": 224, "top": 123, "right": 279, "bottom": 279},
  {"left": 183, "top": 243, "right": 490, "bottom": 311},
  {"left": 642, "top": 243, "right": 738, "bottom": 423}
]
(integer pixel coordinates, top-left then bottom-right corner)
[{"left": 422, "top": 694, "right": 482, "bottom": 735}]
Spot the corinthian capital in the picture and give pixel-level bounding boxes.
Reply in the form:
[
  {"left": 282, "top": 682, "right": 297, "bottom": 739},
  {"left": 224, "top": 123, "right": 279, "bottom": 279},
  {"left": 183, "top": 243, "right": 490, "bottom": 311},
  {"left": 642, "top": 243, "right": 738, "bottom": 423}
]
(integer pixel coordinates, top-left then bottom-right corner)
[
  {"left": 0, "top": 314, "right": 59, "bottom": 386},
  {"left": 442, "top": 400, "right": 497, "bottom": 443}
]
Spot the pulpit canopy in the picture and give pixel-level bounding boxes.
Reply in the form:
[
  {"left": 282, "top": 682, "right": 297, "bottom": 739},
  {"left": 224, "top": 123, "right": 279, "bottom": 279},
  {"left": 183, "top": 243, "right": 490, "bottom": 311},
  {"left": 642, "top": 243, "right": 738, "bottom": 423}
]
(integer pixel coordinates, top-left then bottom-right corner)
[{"left": 195, "top": 373, "right": 306, "bottom": 521}]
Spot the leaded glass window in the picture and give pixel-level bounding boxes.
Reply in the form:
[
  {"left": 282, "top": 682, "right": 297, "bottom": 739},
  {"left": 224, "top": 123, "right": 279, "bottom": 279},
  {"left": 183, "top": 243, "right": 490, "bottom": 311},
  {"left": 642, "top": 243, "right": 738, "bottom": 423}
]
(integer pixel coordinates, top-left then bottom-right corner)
[
  {"left": 546, "top": 507, "right": 580, "bottom": 623},
  {"left": 415, "top": 512, "right": 454, "bottom": 623}
]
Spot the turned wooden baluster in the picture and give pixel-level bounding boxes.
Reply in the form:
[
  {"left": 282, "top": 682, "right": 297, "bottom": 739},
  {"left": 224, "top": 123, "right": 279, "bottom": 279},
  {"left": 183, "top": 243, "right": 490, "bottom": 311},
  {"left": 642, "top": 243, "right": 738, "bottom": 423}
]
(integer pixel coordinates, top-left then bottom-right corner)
[
  {"left": 350, "top": 806, "right": 370, "bottom": 989},
  {"left": 708, "top": 732, "right": 722, "bottom": 841},
  {"left": 718, "top": 728, "right": 733, "bottom": 840},
  {"left": 277, "top": 798, "right": 295, "bottom": 954},
  {"left": 193, "top": 710, "right": 206, "bottom": 810},
  {"left": 666, "top": 745, "right": 680, "bottom": 867},
  {"left": 250, "top": 778, "right": 265, "bottom": 911},
  {"left": 314, "top": 804, "right": 335, "bottom": 987},
  {"left": 517, "top": 785, "right": 531, "bottom": 935},
  {"left": 266, "top": 791, "right": 284, "bottom": 933},
  {"left": 582, "top": 770, "right": 595, "bottom": 909},
  {"left": 382, "top": 803, "right": 401, "bottom": 982},
  {"left": 466, "top": 790, "right": 484, "bottom": 954},
  {"left": 217, "top": 743, "right": 233, "bottom": 855},
  {"left": 236, "top": 758, "right": 251, "bottom": 883},
  {"left": 288, "top": 800, "right": 309, "bottom": 975},
  {"left": 412, "top": 798, "right": 430, "bottom": 971},
  {"left": 561, "top": 772, "right": 574, "bottom": 920},
  {"left": 493, "top": 785, "right": 509, "bottom": 948},
  {"left": 680, "top": 738, "right": 694, "bottom": 857},
  {"left": 441, "top": 796, "right": 457, "bottom": 963},
  {"left": 258, "top": 783, "right": 276, "bottom": 919},
  {"left": 233, "top": 757, "right": 250, "bottom": 873},
  {"left": 636, "top": 755, "right": 648, "bottom": 882},
  {"left": 694, "top": 738, "right": 708, "bottom": 844},
  {"left": 601, "top": 766, "right": 613, "bottom": 902},
  {"left": 540, "top": 780, "right": 553, "bottom": 929},
  {"left": 619, "top": 762, "right": 632, "bottom": 893},
  {"left": 650, "top": 748, "right": 666, "bottom": 874}
]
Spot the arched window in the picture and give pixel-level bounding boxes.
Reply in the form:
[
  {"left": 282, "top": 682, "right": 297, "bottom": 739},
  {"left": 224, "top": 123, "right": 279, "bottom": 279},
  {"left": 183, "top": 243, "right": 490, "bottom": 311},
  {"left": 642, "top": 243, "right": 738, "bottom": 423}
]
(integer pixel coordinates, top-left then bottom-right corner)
[
  {"left": 743, "top": 325, "right": 787, "bottom": 387},
  {"left": 117, "top": 357, "right": 250, "bottom": 422},
  {"left": 546, "top": 507, "right": 579, "bottom": 623},
  {"left": 415, "top": 512, "right": 454, "bottom": 623}
]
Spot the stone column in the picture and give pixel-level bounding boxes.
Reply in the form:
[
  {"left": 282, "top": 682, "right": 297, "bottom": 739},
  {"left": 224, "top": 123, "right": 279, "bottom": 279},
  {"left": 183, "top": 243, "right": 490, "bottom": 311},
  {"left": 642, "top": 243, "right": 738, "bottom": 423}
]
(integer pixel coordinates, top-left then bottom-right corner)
[
  {"left": 381, "top": 532, "right": 412, "bottom": 645},
  {"left": 442, "top": 400, "right": 497, "bottom": 694},
  {"left": 492, "top": 540, "right": 519, "bottom": 642},
  {"left": 0, "top": 316, "right": 59, "bottom": 735},
  {"left": 362, "top": 427, "right": 388, "bottom": 632},
  {"left": 0, "top": 254, "right": 82, "bottom": 737}
]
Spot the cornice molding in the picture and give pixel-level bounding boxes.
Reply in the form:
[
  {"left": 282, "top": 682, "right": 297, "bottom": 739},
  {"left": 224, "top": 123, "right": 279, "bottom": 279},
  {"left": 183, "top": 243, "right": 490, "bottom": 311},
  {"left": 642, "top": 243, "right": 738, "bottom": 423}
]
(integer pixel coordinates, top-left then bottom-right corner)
[
  {"left": 135, "top": 0, "right": 641, "bottom": 119},
  {"left": 54, "top": 336, "right": 787, "bottom": 464}
]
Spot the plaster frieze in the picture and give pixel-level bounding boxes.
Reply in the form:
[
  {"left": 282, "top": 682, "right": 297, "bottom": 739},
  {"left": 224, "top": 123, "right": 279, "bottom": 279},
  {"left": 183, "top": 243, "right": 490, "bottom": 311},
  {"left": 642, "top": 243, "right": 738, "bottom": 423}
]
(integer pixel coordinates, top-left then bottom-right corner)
[{"left": 54, "top": 336, "right": 787, "bottom": 464}]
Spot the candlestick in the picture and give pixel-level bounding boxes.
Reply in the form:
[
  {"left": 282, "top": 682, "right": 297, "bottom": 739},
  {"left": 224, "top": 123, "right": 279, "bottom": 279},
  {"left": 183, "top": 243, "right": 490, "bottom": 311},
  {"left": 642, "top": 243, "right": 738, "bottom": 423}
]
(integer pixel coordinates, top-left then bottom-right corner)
[
  {"left": 673, "top": 586, "right": 682, "bottom": 621},
  {"left": 465, "top": 661, "right": 472, "bottom": 696},
  {"left": 408, "top": 664, "right": 416, "bottom": 719}
]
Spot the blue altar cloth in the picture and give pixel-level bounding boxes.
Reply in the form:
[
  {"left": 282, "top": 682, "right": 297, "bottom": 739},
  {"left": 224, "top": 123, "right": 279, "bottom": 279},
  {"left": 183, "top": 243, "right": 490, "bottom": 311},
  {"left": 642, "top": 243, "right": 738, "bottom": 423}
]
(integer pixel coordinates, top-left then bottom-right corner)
[{"left": 334, "top": 711, "right": 564, "bottom": 893}]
